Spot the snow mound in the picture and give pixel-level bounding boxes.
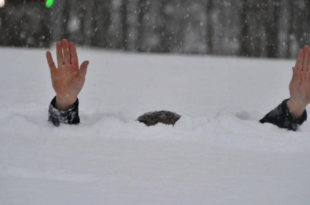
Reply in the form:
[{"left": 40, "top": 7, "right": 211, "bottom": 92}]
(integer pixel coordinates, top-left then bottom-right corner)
[{"left": 1, "top": 48, "right": 310, "bottom": 205}]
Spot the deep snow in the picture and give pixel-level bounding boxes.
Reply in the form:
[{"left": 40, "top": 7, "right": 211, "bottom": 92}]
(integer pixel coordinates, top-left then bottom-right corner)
[{"left": 0, "top": 47, "right": 310, "bottom": 205}]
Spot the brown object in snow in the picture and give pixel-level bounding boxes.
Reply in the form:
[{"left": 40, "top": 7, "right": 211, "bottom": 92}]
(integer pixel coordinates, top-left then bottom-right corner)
[{"left": 137, "top": 111, "right": 181, "bottom": 127}]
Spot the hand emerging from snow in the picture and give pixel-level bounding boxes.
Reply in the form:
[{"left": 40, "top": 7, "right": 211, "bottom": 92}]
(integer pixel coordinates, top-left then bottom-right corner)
[
  {"left": 288, "top": 45, "right": 310, "bottom": 118},
  {"left": 46, "top": 39, "right": 89, "bottom": 110}
]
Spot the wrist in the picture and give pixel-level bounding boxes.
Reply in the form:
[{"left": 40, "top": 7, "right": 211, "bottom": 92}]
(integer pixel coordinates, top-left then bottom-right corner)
[
  {"left": 56, "top": 95, "right": 77, "bottom": 111},
  {"left": 287, "top": 99, "right": 306, "bottom": 119}
]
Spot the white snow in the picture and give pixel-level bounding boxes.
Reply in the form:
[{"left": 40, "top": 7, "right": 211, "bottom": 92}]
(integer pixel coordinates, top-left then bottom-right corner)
[{"left": 0, "top": 47, "right": 310, "bottom": 205}]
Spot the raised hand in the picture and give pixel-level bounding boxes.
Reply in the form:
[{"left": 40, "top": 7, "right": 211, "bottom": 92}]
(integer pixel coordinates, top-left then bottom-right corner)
[
  {"left": 288, "top": 45, "right": 310, "bottom": 118},
  {"left": 46, "top": 39, "right": 89, "bottom": 110}
]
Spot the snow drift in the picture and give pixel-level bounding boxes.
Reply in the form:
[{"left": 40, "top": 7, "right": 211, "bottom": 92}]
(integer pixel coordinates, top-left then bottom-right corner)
[{"left": 0, "top": 48, "right": 309, "bottom": 205}]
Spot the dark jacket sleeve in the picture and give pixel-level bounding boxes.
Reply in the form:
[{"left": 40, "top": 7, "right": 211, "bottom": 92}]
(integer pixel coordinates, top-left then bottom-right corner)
[
  {"left": 260, "top": 99, "right": 307, "bottom": 131},
  {"left": 48, "top": 97, "right": 80, "bottom": 127}
]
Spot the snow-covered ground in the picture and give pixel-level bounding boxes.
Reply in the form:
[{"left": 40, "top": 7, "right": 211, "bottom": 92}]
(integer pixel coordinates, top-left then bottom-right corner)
[{"left": 0, "top": 47, "right": 310, "bottom": 205}]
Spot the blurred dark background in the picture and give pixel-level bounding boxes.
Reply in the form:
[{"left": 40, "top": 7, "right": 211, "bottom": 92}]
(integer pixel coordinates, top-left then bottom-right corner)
[{"left": 0, "top": 0, "right": 310, "bottom": 58}]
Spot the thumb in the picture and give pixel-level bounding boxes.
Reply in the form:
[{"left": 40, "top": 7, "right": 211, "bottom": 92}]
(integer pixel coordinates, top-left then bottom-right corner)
[{"left": 80, "top": 61, "right": 89, "bottom": 78}]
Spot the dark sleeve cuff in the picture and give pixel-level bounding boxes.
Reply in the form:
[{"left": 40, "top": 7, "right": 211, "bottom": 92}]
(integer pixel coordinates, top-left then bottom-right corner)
[
  {"left": 48, "top": 96, "right": 80, "bottom": 127},
  {"left": 260, "top": 99, "right": 307, "bottom": 131}
]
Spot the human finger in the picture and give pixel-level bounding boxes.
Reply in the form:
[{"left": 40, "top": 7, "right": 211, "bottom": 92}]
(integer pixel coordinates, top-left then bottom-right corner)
[
  {"left": 301, "top": 72, "right": 307, "bottom": 82},
  {"left": 56, "top": 41, "right": 63, "bottom": 67},
  {"left": 79, "top": 61, "right": 89, "bottom": 79},
  {"left": 308, "top": 49, "right": 310, "bottom": 72},
  {"left": 69, "top": 42, "right": 79, "bottom": 66},
  {"left": 292, "top": 67, "right": 298, "bottom": 80},
  {"left": 302, "top": 45, "right": 309, "bottom": 71},
  {"left": 46, "top": 51, "right": 56, "bottom": 73},
  {"left": 62, "top": 39, "right": 71, "bottom": 65},
  {"left": 295, "top": 49, "right": 303, "bottom": 71}
]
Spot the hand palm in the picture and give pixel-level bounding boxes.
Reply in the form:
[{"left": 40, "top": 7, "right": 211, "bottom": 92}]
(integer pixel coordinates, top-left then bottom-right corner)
[
  {"left": 289, "top": 47, "right": 310, "bottom": 108},
  {"left": 46, "top": 39, "right": 89, "bottom": 110},
  {"left": 52, "top": 62, "right": 83, "bottom": 98}
]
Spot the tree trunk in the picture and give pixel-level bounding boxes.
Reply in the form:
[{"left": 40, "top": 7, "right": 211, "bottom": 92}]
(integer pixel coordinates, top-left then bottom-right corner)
[
  {"left": 137, "top": 0, "right": 147, "bottom": 52},
  {"left": 0, "top": 9, "right": 8, "bottom": 46},
  {"left": 206, "top": 0, "right": 213, "bottom": 54},
  {"left": 287, "top": 0, "right": 294, "bottom": 58},
  {"left": 304, "top": 0, "right": 310, "bottom": 45},
  {"left": 92, "top": 0, "right": 111, "bottom": 48},
  {"left": 159, "top": 0, "right": 169, "bottom": 53},
  {"left": 265, "top": 0, "right": 280, "bottom": 58},
  {"left": 121, "top": 0, "right": 129, "bottom": 50},
  {"left": 77, "top": 2, "right": 86, "bottom": 45},
  {"left": 62, "top": 0, "right": 70, "bottom": 40},
  {"left": 41, "top": 6, "right": 52, "bottom": 48},
  {"left": 239, "top": 0, "right": 250, "bottom": 56}
]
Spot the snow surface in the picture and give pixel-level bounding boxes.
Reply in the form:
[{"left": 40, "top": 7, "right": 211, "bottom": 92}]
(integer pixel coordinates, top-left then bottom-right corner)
[{"left": 0, "top": 47, "right": 310, "bottom": 205}]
